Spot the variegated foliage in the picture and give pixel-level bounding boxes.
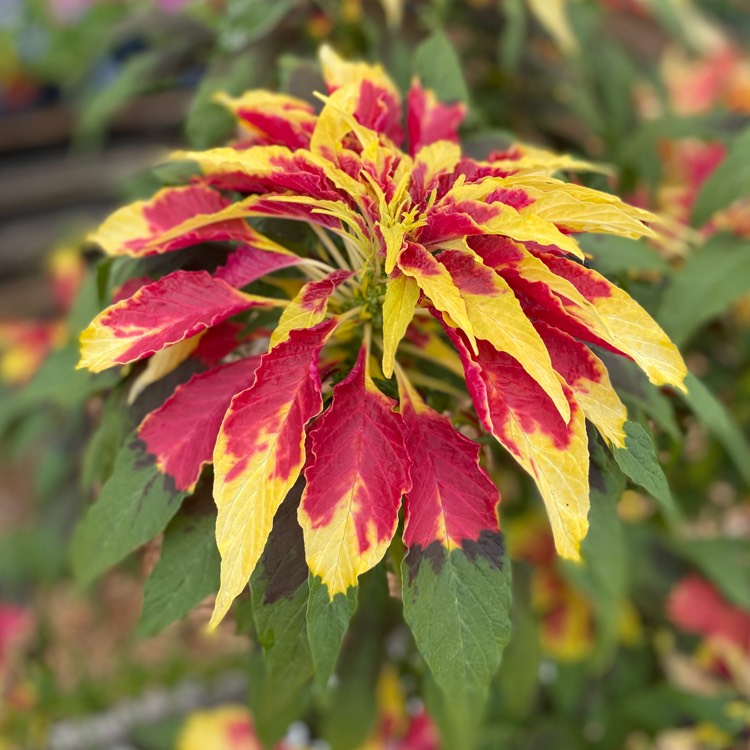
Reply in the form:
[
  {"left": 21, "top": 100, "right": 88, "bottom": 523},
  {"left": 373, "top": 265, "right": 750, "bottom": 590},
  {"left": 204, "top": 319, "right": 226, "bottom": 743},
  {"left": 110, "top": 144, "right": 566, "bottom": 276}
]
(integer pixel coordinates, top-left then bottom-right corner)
[{"left": 76, "top": 45, "right": 686, "bottom": 731}]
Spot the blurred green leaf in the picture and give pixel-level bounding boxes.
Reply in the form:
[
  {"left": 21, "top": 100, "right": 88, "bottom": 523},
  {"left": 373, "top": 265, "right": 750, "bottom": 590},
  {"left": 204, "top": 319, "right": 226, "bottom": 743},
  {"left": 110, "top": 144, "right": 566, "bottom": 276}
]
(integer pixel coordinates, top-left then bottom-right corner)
[
  {"left": 498, "top": 0, "right": 527, "bottom": 72},
  {"left": 657, "top": 233, "right": 750, "bottom": 346},
  {"left": 322, "top": 569, "right": 387, "bottom": 750},
  {"left": 0, "top": 523, "right": 68, "bottom": 588},
  {"left": 693, "top": 125, "right": 750, "bottom": 226},
  {"left": 82, "top": 387, "right": 133, "bottom": 491},
  {"left": 75, "top": 51, "right": 163, "bottom": 146},
  {"left": 602, "top": 352, "right": 681, "bottom": 441},
  {"left": 622, "top": 684, "right": 749, "bottom": 736},
  {"left": 186, "top": 54, "right": 259, "bottom": 149},
  {"left": 580, "top": 234, "right": 669, "bottom": 275},
  {"left": 414, "top": 30, "right": 469, "bottom": 104},
  {"left": 218, "top": 0, "right": 298, "bottom": 54},
  {"left": 488, "top": 564, "right": 540, "bottom": 721},
  {"left": 677, "top": 373, "right": 750, "bottom": 487},
  {"left": 561, "top": 439, "right": 628, "bottom": 668}
]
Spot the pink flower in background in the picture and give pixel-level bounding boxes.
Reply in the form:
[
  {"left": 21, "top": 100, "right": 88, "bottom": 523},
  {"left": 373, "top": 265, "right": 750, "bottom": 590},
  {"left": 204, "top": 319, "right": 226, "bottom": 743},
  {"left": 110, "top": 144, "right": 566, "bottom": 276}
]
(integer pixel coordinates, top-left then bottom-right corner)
[
  {"left": 668, "top": 575, "right": 750, "bottom": 655},
  {"left": 664, "top": 46, "right": 750, "bottom": 116},
  {"left": 0, "top": 605, "right": 33, "bottom": 671}
]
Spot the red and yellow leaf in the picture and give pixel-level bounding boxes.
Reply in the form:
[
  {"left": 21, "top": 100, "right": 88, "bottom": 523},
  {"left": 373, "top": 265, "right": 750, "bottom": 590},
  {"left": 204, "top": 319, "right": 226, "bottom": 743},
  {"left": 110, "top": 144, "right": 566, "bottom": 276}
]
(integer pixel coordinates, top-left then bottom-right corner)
[
  {"left": 211, "top": 320, "right": 337, "bottom": 626},
  {"left": 409, "top": 141, "right": 462, "bottom": 206},
  {"left": 474, "top": 237, "right": 622, "bottom": 355},
  {"left": 299, "top": 347, "right": 410, "bottom": 596},
  {"left": 534, "top": 320, "right": 627, "bottom": 448},
  {"left": 419, "top": 194, "right": 584, "bottom": 259},
  {"left": 407, "top": 81, "right": 466, "bottom": 155},
  {"left": 449, "top": 330, "right": 589, "bottom": 560},
  {"left": 215, "top": 90, "right": 317, "bottom": 150},
  {"left": 89, "top": 185, "right": 256, "bottom": 257},
  {"left": 397, "top": 242, "right": 477, "bottom": 352},
  {"left": 78, "top": 271, "right": 280, "bottom": 373},
  {"left": 176, "top": 145, "right": 359, "bottom": 206},
  {"left": 214, "top": 242, "right": 300, "bottom": 289},
  {"left": 516, "top": 178, "right": 657, "bottom": 238},
  {"left": 269, "top": 269, "right": 353, "bottom": 348},
  {"left": 438, "top": 249, "right": 570, "bottom": 423},
  {"left": 537, "top": 252, "right": 688, "bottom": 391},
  {"left": 138, "top": 358, "right": 260, "bottom": 492},
  {"left": 319, "top": 45, "right": 404, "bottom": 145},
  {"left": 397, "top": 373, "right": 501, "bottom": 553}
]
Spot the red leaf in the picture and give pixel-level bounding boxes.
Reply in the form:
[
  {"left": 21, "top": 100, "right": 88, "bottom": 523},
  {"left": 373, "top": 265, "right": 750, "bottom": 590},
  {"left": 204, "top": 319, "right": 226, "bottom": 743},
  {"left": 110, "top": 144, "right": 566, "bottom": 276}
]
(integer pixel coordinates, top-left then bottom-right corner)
[
  {"left": 79, "top": 270, "right": 278, "bottom": 372},
  {"left": 138, "top": 357, "right": 261, "bottom": 491},
  {"left": 299, "top": 347, "right": 411, "bottom": 595},
  {"left": 446, "top": 325, "right": 590, "bottom": 560},
  {"left": 398, "top": 375, "right": 501, "bottom": 552},
  {"left": 214, "top": 243, "right": 301, "bottom": 289},
  {"left": 407, "top": 81, "right": 466, "bottom": 155}
]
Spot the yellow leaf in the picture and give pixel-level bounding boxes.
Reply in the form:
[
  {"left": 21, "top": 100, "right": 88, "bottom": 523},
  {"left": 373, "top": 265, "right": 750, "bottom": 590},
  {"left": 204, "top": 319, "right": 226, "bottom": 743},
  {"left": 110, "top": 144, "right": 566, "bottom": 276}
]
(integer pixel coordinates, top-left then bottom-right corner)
[
  {"left": 127, "top": 332, "right": 204, "bottom": 405},
  {"left": 381, "top": 273, "right": 420, "bottom": 377}
]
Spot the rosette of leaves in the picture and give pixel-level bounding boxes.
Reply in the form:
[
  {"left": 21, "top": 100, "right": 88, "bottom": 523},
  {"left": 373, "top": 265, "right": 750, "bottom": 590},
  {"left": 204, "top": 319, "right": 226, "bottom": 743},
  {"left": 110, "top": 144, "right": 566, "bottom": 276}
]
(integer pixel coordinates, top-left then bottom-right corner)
[{"left": 73, "top": 45, "right": 687, "bottom": 746}]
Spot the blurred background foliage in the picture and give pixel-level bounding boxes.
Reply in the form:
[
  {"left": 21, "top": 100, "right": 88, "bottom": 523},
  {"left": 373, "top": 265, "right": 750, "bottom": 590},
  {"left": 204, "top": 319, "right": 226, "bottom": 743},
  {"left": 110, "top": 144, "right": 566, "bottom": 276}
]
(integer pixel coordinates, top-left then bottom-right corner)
[{"left": 0, "top": 1, "right": 749, "bottom": 749}]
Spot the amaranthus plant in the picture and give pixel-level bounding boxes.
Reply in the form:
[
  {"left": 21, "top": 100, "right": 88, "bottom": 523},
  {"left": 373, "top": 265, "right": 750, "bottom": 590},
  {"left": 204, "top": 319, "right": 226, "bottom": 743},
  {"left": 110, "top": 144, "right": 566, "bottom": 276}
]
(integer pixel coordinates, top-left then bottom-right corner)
[{"left": 73, "top": 46, "right": 687, "bottom": 746}]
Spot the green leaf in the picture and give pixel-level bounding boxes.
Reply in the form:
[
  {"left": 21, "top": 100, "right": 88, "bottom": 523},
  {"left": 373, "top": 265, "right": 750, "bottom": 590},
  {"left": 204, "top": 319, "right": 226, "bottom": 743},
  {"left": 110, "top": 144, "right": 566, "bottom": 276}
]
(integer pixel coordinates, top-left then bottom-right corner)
[
  {"left": 402, "top": 535, "right": 511, "bottom": 750},
  {"left": 322, "top": 568, "right": 388, "bottom": 750},
  {"left": 498, "top": 0, "right": 527, "bottom": 72},
  {"left": 218, "top": 0, "right": 297, "bottom": 54},
  {"left": 75, "top": 51, "right": 163, "bottom": 146},
  {"left": 600, "top": 351, "right": 680, "bottom": 440},
  {"left": 657, "top": 233, "right": 750, "bottom": 345},
  {"left": 414, "top": 30, "right": 469, "bottom": 104},
  {"left": 613, "top": 421, "right": 681, "bottom": 527},
  {"left": 138, "top": 503, "right": 220, "bottom": 638},
  {"left": 488, "top": 563, "right": 540, "bottom": 722},
  {"left": 670, "top": 538, "right": 750, "bottom": 611},
  {"left": 185, "top": 54, "right": 259, "bottom": 149},
  {"left": 677, "top": 373, "right": 750, "bottom": 487},
  {"left": 249, "top": 484, "right": 314, "bottom": 746},
  {"left": 693, "top": 126, "right": 750, "bottom": 226},
  {"left": 306, "top": 577, "right": 358, "bottom": 691},
  {"left": 82, "top": 387, "right": 133, "bottom": 491},
  {"left": 71, "top": 433, "right": 187, "bottom": 586},
  {"left": 580, "top": 234, "right": 669, "bottom": 276},
  {"left": 622, "top": 683, "right": 750, "bottom": 737},
  {"left": 561, "top": 439, "right": 628, "bottom": 668},
  {"left": 0, "top": 523, "right": 68, "bottom": 588},
  {"left": 22, "top": 346, "right": 105, "bottom": 407}
]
